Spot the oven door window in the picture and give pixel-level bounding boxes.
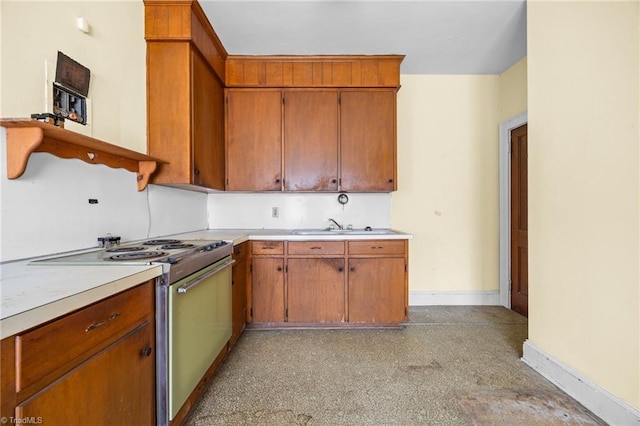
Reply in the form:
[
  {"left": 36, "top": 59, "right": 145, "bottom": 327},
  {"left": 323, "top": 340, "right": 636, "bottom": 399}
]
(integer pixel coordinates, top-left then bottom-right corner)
[{"left": 168, "top": 256, "right": 233, "bottom": 419}]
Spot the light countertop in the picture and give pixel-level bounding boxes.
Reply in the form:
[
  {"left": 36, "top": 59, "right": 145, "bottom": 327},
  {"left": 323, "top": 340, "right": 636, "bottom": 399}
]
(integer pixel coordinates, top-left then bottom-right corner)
[{"left": 0, "top": 228, "right": 411, "bottom": 339}]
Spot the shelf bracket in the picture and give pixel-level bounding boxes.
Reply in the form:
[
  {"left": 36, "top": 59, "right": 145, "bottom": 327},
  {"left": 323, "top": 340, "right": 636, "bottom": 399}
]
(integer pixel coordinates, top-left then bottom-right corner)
[
  {"left": 137, "top": 161, "right": 157, "bottom": 191},
  {"left": 6, "top": 127, "right": 44, "bottom": 179}
]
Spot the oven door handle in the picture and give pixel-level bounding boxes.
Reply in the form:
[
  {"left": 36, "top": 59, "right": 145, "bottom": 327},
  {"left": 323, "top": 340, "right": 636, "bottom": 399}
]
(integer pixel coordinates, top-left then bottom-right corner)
[{"left": 177, "top": 259, "right": 236, "bottom": 294}]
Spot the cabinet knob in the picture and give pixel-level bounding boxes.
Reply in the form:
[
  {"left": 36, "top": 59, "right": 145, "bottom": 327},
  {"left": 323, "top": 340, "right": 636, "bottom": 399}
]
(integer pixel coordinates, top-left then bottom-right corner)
[
  {"left": 194, "top": 168, "right": 200, "bottom": 175},
  {"left": 275, "top": 178, "right": 281, "bottom": 184},
  {"left": 141, "top": 347, "right": 152, "bottom": 357},
  {"left": 338, "top": 267, "right": 344, "bottom": 272},
  {"left": 277, "top": 266, "right": 282, "bottom": 272},
  {"left": 350, "top": 267, "right": 355, "bottom": 272},
  {"left": 388, "top": 178, "right": 393, "bottom": 183},
  {"left": 331, "top": 179, "right": 337, "bottom": 184}
]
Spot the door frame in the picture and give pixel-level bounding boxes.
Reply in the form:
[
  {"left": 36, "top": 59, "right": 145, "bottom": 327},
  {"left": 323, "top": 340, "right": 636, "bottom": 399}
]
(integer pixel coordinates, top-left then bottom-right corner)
[{"left": 499, "top": 112, "right": 528, "bottom": 308}]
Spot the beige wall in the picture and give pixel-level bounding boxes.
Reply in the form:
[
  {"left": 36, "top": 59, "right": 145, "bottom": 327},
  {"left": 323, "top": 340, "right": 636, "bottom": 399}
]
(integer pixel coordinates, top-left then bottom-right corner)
[
  {"left": 392, "top": 58, "right": 527, "bottom": 296},
  {"left": 392, "top": 75, "right": 501, "bottom": 293},
  {"left": 0, "top": 1, "right": 146, "bottom": 153},
  {"left": 499, "top": 56, "right": 528, "bottom": 121},
  {"left": 528, "top": 0, "right": 639, "bottom": 409}
]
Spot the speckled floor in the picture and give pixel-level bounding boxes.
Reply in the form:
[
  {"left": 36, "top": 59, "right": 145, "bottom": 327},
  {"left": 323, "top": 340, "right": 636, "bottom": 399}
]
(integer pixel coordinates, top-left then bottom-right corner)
[{"left": 184, "top": 307, "right": 605, "bottom": 425}]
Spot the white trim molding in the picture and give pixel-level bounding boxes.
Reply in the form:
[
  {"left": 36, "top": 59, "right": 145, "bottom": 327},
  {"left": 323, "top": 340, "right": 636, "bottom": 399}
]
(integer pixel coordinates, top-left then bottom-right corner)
[
  {"left": 409, "top": 291, "right": 500, "bottom": 306},
  {"left": 499, "top": 112, "right": 528, "bottom": 308},
  {"left": 522, "top": 340, "right": 640, "bottom": 425}
]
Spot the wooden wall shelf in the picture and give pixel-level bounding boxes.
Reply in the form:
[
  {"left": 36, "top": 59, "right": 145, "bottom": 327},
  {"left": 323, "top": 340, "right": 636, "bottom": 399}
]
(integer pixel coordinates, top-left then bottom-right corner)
[{"left": 1, "top": 119, "right": 164, "bottom": 191}]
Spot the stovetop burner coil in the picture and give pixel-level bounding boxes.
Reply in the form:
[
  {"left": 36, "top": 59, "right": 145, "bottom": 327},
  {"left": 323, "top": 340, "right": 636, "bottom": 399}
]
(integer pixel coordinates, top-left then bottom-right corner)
[
  {"left": 107, "top": 251, "right": 169, "bottom": 261},
  {"left": 161, "top": 243, "right": 195, "bottom": 250},
  {"left": 143, "top": 239, "right": 182, "bottom": 245},
  {"left": 106, "top": 246, "right": 147, "bottom": 253}
]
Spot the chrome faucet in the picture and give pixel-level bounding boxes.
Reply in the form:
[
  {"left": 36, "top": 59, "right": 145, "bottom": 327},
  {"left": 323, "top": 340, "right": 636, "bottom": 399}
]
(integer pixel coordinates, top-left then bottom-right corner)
[{"left": 328, "top": 218, "right": 343, "bottom": 230}]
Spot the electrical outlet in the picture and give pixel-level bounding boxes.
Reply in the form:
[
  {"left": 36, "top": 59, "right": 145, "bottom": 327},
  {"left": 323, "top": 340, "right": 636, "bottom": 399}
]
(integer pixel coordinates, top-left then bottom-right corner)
[{"left": 272, "top": 207, "right": 279, "bottom": 218}]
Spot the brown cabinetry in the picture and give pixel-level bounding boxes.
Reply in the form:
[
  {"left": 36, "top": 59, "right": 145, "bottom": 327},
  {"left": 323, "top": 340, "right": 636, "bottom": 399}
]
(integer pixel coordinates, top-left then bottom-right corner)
[
  {"left": 348, "top": 240, "right": 407, "bottom": 323},
  {"left": 226, "top": 88, "right": 398, "bottom": 192},
  {"left": 225, "top": 55, "right": 404, "bottom": 88},
  {"left": 348, "top": 258, "right": 406, "bottom": 323},
  {"left": 250, "top": 241, "right": 286, "bottom": 323},
  {"left": 249, "top": 239, "right": 407, "bottom": 328},
  {"left": 287, "top": 258, "right": 346, "bottom": 323},
  {"left": 230, "top": 242, "right": 249, "bottom": 348},
  {"left": 225, "top": 90, "right": 282, "bottom": 191},
  {"left": 287, "top": 241, "right": 346, "bottom": 323},
  {"left": 1, "top": 281, "right": 155, "bottom": 423},
  {"left": 341, "top": 90, "right": 397, "bottom": 191},
  {"left": 145, "top": 0, "right": 227, "bottom": 191},
  {"left": 284, "top": 90, "right": 339, "bottom": 191}
]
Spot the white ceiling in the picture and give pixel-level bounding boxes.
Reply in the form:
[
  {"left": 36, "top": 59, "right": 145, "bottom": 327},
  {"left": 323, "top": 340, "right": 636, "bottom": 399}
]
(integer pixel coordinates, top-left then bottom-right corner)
[{"left": 200, "top": 0, "right": 527, "bottom": 75}]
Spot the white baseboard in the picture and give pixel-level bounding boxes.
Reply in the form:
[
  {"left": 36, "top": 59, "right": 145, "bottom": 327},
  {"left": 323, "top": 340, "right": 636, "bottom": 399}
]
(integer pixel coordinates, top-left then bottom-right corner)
[
  {"left": 409, "top": 290, "right": 500, "bottom": 306},
  {"left": 522, "top": 340, "right": 640, "bottom": 426}
]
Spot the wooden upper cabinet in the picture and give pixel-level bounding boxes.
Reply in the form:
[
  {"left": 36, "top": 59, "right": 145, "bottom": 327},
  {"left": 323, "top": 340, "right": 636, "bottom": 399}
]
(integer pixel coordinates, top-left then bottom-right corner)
[
  {"left": 226, "top": 89, "right": 283, "bottom": 191},
  {"left": 145, "top": 0, "right": 227, "bottom": 191},
  {"left": 193, "top": 51, "right": 225, "bottom": 188},
  {"left": 284, "top": 90, "right": 339, "bottom": 191},
  {"left": 340, "top": 90, "right": 397, "bottom": 192}
]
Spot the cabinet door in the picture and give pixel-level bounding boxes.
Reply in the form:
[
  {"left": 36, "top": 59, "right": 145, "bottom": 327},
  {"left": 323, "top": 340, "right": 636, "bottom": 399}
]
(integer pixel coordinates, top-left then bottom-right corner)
[
  {"left": 287, "top": 258, "right": 345, "bottom": 323},
  {"left": 348, "top": 258, "right": 406, "bottom": 323},
  {"left": 284, "top": 90, "right": 339, "bottom": 191},
  {"left": 226, "top": 90, "right": 282, "bottom": 191},
  {"left": 193, "top": 50, "right": 225, "bottom": 189},
  {"left": 251, "top": 258, "right": 285, "bottom": 322},
  {"left": 340, "top": 90, "right": 397, "bottom": 191},
  {"left": 231, "top": 243, "right": 249, "bottom": 347},
  {"left": 16, "top": 322, "right": 155, "bottom": 425}
]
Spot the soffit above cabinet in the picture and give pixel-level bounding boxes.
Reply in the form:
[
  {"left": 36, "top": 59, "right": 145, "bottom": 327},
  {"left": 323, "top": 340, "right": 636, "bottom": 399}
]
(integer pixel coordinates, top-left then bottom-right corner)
[{"left": 225, "top": 55, "right": 404, "bottom": 88}]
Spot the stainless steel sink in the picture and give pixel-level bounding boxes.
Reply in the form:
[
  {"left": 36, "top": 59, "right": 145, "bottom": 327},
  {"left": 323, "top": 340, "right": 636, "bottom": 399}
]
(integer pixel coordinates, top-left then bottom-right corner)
[{"left": 291, "top": 229, "right": 398, "bottom": 236}]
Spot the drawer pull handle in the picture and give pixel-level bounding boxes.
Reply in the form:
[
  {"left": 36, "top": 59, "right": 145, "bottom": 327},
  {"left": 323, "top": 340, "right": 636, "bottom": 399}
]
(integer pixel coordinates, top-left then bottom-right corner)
[
  {"left": 310, "top": 246, "right": 322, "bottom": 250},
  {"left": 141, "top": 347, "right": 153, "bottom": 357},
  {"left": 85, "top": 312, "right": 120, "bottom": 332},
  {"left": 371, "top": 246, "right": 384, "bottom": 249}
]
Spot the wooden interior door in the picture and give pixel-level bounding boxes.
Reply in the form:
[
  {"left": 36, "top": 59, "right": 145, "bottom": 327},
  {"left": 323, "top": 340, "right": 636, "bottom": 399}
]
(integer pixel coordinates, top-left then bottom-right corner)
[{"left": 510, "top": 124, "right": 528, "bottom": 317}]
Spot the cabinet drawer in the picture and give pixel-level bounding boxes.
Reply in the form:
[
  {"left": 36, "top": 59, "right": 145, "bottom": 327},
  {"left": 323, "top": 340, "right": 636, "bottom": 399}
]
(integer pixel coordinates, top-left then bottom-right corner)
[
  {"left": 233, "top": 241, "right": 248, "bottom": 260},
  {"left": 287, "top": 241, "right": 344, "bottom": 255},
  {"left": 16, "top": 281, "right": 153, "bottom": 392},
  {"left": 252, "top": 241, "right": 284, "bottom": 255},
  {"left": 348, "top": 240, "right": 405, "bottom": 256},
  {"left": 288, "top": 241, "right": 345, "bottom": 256}
]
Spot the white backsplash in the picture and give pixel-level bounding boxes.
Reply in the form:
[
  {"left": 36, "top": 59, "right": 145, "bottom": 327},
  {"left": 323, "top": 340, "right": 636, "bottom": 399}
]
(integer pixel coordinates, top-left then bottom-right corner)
[
  {"left": 0, "top": 129, "right": 208, "bottom": 261},
  {"left": 207, "top": 192, "right": 392, "bottom": 230}
]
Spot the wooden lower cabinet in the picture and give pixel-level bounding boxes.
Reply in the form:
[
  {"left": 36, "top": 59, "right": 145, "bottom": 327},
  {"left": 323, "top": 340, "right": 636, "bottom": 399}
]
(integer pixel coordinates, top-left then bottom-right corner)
[
  {"left": 0, "top": 281, "right": 155, "bottom": 424},
  {"left": 16, "top": 322, "right": 154, "bottom": 424},
  {"left": 287, "top": 258, "right": 345, "bottom": 323},
  {"left": 251, "top": 257, "right": 285, "bottom": 323},
  {"left": 249, "top": 239, "right": 408, "bottom": 327},
  {"left": 230, "top": 242, "right": 249, "bottom": 348},
  {"left": 348, "top": 258, "right": 407, "bottom": 323}
]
